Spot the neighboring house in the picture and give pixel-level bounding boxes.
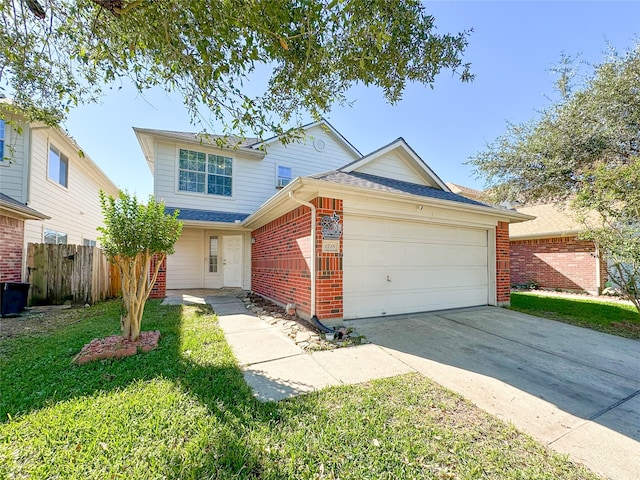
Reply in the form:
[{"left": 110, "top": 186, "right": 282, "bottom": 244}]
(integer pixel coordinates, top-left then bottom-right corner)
[
  {"left": 135, "top": 120, "right": 532, "bottom": 321},
  {"left": 508, "top": 203, "right": 607, "bottom": 295},
  {"left": 445, "top": 182, "right": 485, "bottom": 203},
  {"left": 0, "top": 101, "right": 120, "bottom": 282}
]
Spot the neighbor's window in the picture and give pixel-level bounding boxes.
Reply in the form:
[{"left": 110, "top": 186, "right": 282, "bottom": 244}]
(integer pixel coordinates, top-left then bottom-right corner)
[
  {"left": 83, "top": 239, "right": 96, "bottom": 247},
  {"left": 178, "top": 149, "right": 232, "bottom": 196},
  {"left": 209, "top": 236, "right": 218, "bottom": 273},
  {"left": 277, "top": 166, "right": 292, "bottom": 187},
  {"left": 0, "top": 119, "right": 5, "bottom": 160},
  {"left": 48, "top": 144, "right": 68, "bottom": 187},
  {"left": 44, "top": 229, "right": 67, "bottom": 244}
]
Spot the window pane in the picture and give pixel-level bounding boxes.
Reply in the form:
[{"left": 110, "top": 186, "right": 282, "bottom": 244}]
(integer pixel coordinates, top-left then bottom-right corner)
[
  {"left": 44, "top": 229, "right": 67, "bottom": 244},
  {"left": 206, "top": 154, "right": 232, "bottom": 196},
  {"left": 209, "top": 236, "right": 218, "bottom": 272},
  {"left": 48, "top": 146, "right": 60, "bottom": 183},
  {"left": 59, "top": 154, "right": 69, "bottom": 187}
]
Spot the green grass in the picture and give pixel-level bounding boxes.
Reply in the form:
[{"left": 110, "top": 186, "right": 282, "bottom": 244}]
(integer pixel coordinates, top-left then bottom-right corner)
[
  {"left": 0, "top": 300, "right": 600, "bottom": 479},
  {"left": 510, "top": 292, "right": 640, "bottom": 339}
]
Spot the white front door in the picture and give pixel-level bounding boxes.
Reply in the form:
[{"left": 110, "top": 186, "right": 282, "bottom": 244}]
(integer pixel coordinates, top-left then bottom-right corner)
[{"left": 223, "top": 235, "right": 243, "bottom": 287}]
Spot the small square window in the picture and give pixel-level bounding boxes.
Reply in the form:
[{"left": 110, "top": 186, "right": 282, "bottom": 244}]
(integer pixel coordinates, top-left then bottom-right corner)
[
  {"left": 277, "top": 166, "right": 292, "bottom": 188},
  {"left": 48, "top": 145, "right": 69, "bottom": 187},
  {"left": 83, "top": 239, "right": 96, "bottom": 247}
]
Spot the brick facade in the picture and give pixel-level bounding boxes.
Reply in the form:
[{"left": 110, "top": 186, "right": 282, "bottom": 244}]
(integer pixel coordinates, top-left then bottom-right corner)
[
  {"left": 496, "top": 221, "right": 511, "bottom": 306},
  {"left": 251, "top": 197, "right": 343, "bottom": 320},
  {"left": 510, "top": 236, "right": 606, "bottom": 294},
  {"left": 0, "top": 214, "right": 25, "bottom": 282},
  {"left": 149, "top": 255, "right": 167, "bottom": 299}
]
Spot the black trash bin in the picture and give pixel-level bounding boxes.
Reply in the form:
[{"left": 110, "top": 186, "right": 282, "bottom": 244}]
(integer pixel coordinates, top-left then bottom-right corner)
[{"left": 0, "top": 282, "right": 31, "bottom": 317}]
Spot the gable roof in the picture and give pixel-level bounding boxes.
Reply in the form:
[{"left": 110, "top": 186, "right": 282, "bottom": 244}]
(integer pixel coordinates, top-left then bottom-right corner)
[
  {"left": 340, "top": 137, "right": 449, "bottom": 191},
  {"left": 0, "top": 192, "right": 49, "bottom": 220},
  {"left": 509, "top": 203, "right": 584, "bottom": 240},
  {"left": 311, "top": 171, "right": 488, "bottom": 207}
]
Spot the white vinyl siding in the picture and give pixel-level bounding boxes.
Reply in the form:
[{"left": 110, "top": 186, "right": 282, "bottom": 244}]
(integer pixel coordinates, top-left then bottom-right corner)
[
  {"left": 23, "top": 128, "right": 119, "bottom": 248},
  {"left": 355, "top": 151, "right": 431, "bottom": 185},
  {"left": 153, "top": 125, "right": 358, "bottom": 213},
  {"left": 343, "top": 215, "right": 489, "bottom": 319},
  {"left": 0, "top": 117, "right": 28, "bottom": 202},
  {"left": 166, "top": 228, "right": 204, "bottom": 289}
]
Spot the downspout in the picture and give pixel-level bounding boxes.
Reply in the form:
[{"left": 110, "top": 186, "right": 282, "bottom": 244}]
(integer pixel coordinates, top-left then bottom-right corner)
[
  {"left": 288, "top": 190, "right": 336, "bottom": 333},
  {"left": 595, "top": 241, "right": 602, "bottom": 295}
]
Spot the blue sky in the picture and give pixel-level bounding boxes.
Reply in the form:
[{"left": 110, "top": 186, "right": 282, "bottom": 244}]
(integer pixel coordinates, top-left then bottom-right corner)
[{"left": 64, "top": 1, "right": 639, "bottom": 198}]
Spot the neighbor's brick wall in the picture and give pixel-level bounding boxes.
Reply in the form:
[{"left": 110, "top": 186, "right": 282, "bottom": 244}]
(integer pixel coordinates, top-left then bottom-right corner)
[
  {"left": 0, "top": 214, "right": 25, "bottom": 282},
  {"left": 149, "top": 255, "right": 167, "bottom": 299},
  {"left": 251, "top": 197, "right": 344, "bottom": 320},
  {"left": 510, "top": 236, "right": 606, "bottom": 294},
  {"left": 496, "top": 221, "right": 511, "bottom": 305}
]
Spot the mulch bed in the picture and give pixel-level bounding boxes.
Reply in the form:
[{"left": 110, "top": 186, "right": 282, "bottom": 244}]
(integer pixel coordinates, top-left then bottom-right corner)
[{"left": 73, "top": 330, "right": 161, "bottom": 365}]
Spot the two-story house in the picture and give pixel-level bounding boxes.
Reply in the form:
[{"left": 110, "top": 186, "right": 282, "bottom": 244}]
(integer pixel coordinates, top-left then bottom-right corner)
[
  {"left": 0, "top": 101, "right": 120, "bottom": 282},
  {"left": 135, "top": 120, "right": 532, "bottom": 323}
]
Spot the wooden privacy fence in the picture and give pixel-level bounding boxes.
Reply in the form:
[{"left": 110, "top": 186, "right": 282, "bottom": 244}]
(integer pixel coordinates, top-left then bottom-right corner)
[{"left": 27, "top": 243, "right": 121, "bottom": 305}]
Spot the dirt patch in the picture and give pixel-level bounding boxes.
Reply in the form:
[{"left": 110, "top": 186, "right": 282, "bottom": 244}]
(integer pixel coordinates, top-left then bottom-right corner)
[
  {"left": 73, "top": 330, "right": 161, "bottom": 365},
  {"left": 0, "top": 305, "right": 89, "bottom": 340}
]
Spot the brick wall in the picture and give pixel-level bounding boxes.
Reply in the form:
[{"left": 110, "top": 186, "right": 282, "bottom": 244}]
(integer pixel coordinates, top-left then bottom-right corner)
[
  {"left": 0, "top": 214, "right": 25, "bottom": 282},
  {"left": 496, "top": 221, "right": 511, "bottom": 305},
  {"left": 313, "top": 198, "right": 343, "bottom": 319},
  {"left": 251, "top": 197, "right": 343, "bottom": 320},
  {"left": 149, "top": 255, "right": 167, "bottom": 299},
  {"left": 510, "top": 236, "right": 606, "bottom": 294}
]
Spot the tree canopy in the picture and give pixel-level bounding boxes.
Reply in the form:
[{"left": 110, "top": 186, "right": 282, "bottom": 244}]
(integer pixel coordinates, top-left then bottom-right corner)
[
  {"left": 1, "top": 0, "right": 473, "bottom": 137},
  {"left": 469, "top": 43, "right": 640, "bottom": 310}
]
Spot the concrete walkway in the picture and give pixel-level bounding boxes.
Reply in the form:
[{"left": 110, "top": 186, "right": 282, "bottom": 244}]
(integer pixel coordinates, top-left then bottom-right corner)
[{"left": 205, "top": 295, "right": 413, "bottom": 402}]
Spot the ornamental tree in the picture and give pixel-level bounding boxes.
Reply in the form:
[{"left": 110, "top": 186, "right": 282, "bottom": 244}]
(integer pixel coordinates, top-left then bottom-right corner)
[
  {"left": 98, "top": 191, "right": 183, "bottom": 340},
  {"left": 1, "top": 0, "right": 472, "bottom": 136},
  {"left": 468, "top": 44, "right": 640, "bottom": 311}
]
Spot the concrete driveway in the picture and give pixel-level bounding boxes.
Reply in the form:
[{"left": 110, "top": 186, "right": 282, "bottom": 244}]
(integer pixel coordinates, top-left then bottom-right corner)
[{"left": 344, "top": 306, "right": 640, "bottom": 480}]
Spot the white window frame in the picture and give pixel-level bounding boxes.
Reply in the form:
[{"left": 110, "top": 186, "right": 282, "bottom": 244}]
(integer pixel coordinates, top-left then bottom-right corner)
[
  {"left": 277, "top": 165, "right": 292, "bottom": 188},
  {"left": 44, "top": 229, "right": 68, "bottom": 244},
  {"left": 48, "top": 144, "right": 69, "bottom": 188},
  {"left": 177, "top": 148, "right": 233, "bottom": 197},
  {"left": 83, "top": 239, "right": 97, "bottom": 247}
]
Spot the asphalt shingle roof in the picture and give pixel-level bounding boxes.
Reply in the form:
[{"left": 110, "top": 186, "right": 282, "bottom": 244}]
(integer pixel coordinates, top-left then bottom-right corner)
[
  {"left": 0, "top": 192, "right": 48, "bottom": 218},
  {"left": 165, "top": 207, "right": 249, "bottom": 223},
  {"left": 310, "top": 171, "right": 490, "bottom": 208}
]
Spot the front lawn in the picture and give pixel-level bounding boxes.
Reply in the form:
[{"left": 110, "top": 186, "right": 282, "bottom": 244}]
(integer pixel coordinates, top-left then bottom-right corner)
[
  {"left": 510, "top": 291, "right": 640, "bottom": 339},
  {"left": 0, "top": 300, "right": 599, "bottom": 479}
]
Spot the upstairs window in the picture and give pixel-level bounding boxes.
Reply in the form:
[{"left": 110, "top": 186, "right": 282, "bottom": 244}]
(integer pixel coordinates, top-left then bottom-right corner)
[
  {"left": 44, "top": 229, "right": 67, "bottom": 244},
  {"left": 277, "top": 166, "right": 292, "bottom": 188},
  {"left": 0, "top": 119, "right": 5, "bottom": 160},
  {"left": 48, "top": 144, "right": 68, "bottom": 187},
  {"left": 179, "top": 149, "right": 232, "bottom": 197}
]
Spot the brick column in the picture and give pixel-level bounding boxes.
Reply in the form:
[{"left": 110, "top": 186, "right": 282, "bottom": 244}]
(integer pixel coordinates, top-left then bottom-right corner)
[
  {"left": 496, "top": 221, "right": 510, "bottom": 306},
  {"left": 313, "top": 197, "right": 343, "bottom": 319},
  {"left": 149, "top": 255, "right": 166, "bottom": 299},
  {"left": 0, "top": 215, "right": 25, "bottom": 282}
]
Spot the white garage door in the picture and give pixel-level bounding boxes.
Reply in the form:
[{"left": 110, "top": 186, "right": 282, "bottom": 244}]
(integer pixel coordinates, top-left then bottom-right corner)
[{"left": 343, "top": 215, "right": 489, "bottom": 319}]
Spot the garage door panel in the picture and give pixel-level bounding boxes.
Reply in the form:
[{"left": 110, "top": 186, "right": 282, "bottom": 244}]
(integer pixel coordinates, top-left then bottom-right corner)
[{"left": 344, "top": 215, "right": 489, "bottom": 319}]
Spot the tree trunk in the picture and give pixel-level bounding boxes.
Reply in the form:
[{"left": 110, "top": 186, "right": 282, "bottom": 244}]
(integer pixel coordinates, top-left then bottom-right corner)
[{"left": 116, "top": 251, "right": 167, "bottom": 341}]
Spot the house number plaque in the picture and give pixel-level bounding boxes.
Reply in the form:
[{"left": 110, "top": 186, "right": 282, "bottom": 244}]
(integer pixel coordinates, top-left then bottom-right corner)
[{"left": 322, "top": 239, "right": 340, "bottom": 253}]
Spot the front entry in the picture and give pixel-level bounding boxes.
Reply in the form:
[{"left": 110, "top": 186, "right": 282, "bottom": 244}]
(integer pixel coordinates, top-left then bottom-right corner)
[{"left": 223, "top": 235, "right": 243, "bottom": 287}]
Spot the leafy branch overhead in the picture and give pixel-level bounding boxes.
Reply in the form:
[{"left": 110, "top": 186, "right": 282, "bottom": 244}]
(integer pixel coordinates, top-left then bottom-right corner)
[{"left": 2, "top": 0, "right": 473, "bottom": 137}]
